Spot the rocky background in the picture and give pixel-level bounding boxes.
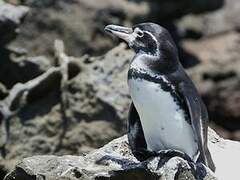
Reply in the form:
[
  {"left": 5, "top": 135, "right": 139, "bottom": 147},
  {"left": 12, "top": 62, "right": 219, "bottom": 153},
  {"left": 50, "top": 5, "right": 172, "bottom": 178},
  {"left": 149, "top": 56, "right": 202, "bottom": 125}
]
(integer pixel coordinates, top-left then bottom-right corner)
[{"left": 0, "top": 0, "right": 240, "bottom": 179}]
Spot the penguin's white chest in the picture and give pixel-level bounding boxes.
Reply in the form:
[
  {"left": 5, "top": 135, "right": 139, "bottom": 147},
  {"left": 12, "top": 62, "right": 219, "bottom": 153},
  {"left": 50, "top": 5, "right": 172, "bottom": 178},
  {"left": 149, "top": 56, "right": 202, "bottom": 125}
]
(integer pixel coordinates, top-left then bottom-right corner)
[{"left": 128, "top": 78, "right": 199, "bottom": 160}]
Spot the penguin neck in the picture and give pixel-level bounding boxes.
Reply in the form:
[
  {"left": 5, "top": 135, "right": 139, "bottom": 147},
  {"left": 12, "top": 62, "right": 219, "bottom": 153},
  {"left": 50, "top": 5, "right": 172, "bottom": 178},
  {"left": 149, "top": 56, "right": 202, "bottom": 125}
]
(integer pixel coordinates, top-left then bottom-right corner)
[{"left": 129, "top": 53, "right": 178, "bottom": 78}]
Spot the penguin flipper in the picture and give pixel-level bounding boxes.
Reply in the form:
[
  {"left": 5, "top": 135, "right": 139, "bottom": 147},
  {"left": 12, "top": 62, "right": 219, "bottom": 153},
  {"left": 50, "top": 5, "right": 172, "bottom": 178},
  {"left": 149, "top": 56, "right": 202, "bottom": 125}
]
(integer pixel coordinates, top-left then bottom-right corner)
[
  {"left": 128, "top": 103, "right": 152, "bottom": 161},
  {"left": 178, "top": 82, "right": 215, "bottom": 172}
]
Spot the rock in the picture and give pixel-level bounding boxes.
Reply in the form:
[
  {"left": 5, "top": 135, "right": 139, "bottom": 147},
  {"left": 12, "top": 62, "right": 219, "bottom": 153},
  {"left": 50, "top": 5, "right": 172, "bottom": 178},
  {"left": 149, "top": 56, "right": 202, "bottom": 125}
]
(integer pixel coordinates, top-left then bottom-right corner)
[
  {"left": 0, "top": 83, "right": 8, "bottom": 99},
  {"left": 0, "top": 1, "right": 239, "bottom": 180},
  {"left": 0, "top": 53, "right": 51, "bottom": 88},
  {"left": 176, "top": 0, "right": 240, "bottom": 38},
  {"left": 208, "top": 129, "right": 240, "bottom": 180},
  {"left": 54, "top": 44, "right": 133, "bottom": 152},
  {"left": 1, "top": 38, "right": 240, "bottom": 177},
  {"left": 83, "top": 43, "right": 134, "bottom": 121},
  {"left": 182, "top": 31, "right": 240, "bottom": 138},
  {"left": 147, "top": 0, "right": 223, "bottom": 21},
  {"left": 8, "top": 0, "right": 148, "bottom": 57},
  {"left": 0, "top": 33, "right": 239, "bottom": 178},
  {"left": 0, "top": 44, "right": 132, "bottom": 174},
  {"left": 0, "top": 3, "right": 29, "bottom": 46},
  {"left": 5, "top": 129, "right": 240, "bottom": 180},
  {"left": 5, "top": 0, "right": 225, "bottom": 57}
]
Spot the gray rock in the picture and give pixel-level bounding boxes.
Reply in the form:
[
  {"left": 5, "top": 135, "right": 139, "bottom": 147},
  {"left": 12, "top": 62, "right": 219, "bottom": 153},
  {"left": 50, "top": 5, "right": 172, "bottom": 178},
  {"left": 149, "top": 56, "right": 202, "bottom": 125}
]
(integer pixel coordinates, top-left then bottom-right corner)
[
  {"left": 0, "top": 54, "right": 51, "bottom": 88},
  {"left": 4, "top": 0, "right": 224, "bottom": 58},
  {"left": 147, "top": 0, "right": 223, "bottom": 21},
  {"left": 0, "top": 82, "right": 8, "bottom": 99},
  {"left": 0, "top": 44, "right": 132, "bottom": 174},
  {"left": 1, "top": 37, "right": 240, "bottom": 177},
  {"left": 182, "top": 31, "right": 240, "bottom": 138},
  {"left": 84, "top": 43, "right": 134, "bottom": 121},
  {"left": 1, "top": 31, "right": 240, "bottom": 178},
  {"left": 0, "top": 3, "right": 29, "bottom": 46},
  {"left": 9, "top": 0, "right": 148, "bottom": 57},
  {"left": 6, "top": 128, "right": 240, "bottom": 180},
  {"left": 176, "top": 0, "right": 240, "bottom": 38}
]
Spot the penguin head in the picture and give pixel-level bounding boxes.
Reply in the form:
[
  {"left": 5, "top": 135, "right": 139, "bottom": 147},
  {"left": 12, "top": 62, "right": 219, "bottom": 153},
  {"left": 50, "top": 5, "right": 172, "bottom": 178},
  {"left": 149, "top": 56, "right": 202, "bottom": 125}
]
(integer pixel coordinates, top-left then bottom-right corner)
[{"left": 105, "top": 23, "right": 178, "bottom": 61}]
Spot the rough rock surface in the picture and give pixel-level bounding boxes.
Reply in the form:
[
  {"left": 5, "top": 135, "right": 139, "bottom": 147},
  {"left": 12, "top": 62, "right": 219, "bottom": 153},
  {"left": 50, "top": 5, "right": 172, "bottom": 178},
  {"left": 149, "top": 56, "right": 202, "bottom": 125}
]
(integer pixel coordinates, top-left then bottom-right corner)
[
  {"left": 0, "top": 54, "right": 51, "bottom": 89},
  {"left": 5, "top": 0, "right": 224, "bottom": 57},
  {"left": 0, "top": 3, "right": 29, "bottom": 46},
  {"left": 1, "top": 38, "right": 240, "bottom": 177},
  {"left": 147, "top": 0, "right": 223, "bottom": 21},
  {"left": 176, "top": 0, "right": 240, "bottom": 38},
  {"left": 0, "top": 44, "right": 132, "bottom": 174},
  {"left": 182, "top": 31, "right": 240, "bottom": 139},
  {"left": 1, "top": 0, "right": 240, "bottom": 179},
  {"left": 7, "top": 0, "right": 148, "bottom": 57},
  {"left": 5, "top": 129, "right": 240, "bottom": 180}
]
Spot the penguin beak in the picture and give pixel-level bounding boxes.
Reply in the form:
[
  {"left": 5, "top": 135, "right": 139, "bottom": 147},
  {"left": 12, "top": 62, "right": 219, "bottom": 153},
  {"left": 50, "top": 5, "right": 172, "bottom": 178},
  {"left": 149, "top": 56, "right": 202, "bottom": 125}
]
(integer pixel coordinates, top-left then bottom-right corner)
[{"left": 104, "top": 25, "right": 134, "bottom": 43}]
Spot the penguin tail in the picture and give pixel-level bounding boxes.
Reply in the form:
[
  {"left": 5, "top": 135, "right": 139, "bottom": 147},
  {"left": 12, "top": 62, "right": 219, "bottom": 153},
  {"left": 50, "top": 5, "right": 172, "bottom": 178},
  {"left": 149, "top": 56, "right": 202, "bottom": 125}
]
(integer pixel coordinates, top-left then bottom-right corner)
[{"left": 197, "top": 148, "right": 216, "bottom": 172}]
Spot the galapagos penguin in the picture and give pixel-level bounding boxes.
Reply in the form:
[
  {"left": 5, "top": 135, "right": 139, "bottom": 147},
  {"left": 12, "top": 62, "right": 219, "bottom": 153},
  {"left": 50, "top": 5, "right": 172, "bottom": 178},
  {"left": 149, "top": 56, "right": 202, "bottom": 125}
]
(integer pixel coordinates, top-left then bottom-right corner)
[{"left": 104, "top": 23, "right": 215, "bottom": 172}]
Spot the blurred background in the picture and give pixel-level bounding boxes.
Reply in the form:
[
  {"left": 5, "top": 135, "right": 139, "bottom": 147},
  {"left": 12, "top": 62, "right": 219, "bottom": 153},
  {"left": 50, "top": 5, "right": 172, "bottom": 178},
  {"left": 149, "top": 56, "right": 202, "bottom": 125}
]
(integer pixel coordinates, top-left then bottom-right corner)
[{"left": 0, "top": 0, "right": 240, "bottom": 178}]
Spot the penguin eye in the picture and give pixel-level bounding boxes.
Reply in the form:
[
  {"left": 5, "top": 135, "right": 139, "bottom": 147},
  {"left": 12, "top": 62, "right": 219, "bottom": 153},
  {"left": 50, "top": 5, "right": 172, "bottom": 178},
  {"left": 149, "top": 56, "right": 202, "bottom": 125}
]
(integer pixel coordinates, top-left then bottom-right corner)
[{"left": 135, "top": 29, "right": 144, "bottom": 37}]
